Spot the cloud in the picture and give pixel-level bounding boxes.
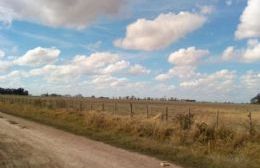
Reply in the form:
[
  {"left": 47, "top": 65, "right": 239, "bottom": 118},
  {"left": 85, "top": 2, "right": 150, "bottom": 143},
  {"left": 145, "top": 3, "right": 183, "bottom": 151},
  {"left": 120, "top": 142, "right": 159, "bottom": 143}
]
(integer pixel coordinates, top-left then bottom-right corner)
[
  {"left": 155, "top": 73, "right": 172, "bottom": 81},
  {"left": 156, "top": 47, "right": 209, "bottom": 81},
  {"left": 199, "top": 5, "right": 215, "bottom": 15},
  {"left": 28, "top": 52, "right": 131, "bottom": 83},
  {"left": 29, "top": 64, "right": 79, "bottom": 83},
  {"left": 114, "top": 12, "right": 206, "bottom": 51},
  {"left": 0, "top": 49, "right": 5, "bottom": 58},
  {"left": 0, "top": 60, "right": 11, "bottom": 72},
  {"left": 0, "top": 70, "right": 29, "bottom": 82},
  {"left": 102, "top": 60, "right": 129, "bottom": 74},
  {"left": 222, "top": 39, "right": 260, "bottom": 63},
  {"left": 155, "top": 66, "right": 200, "bottom": 81},
  {"left": 128, "top": 64, "right": 150, "bottom": 75},
  {"left": 71, "top": 52, "right": 121, "bottom": 74},
  {"left": 91, "top": 75, "right": 128, "bottom": 89},
  {"left": 0, "top": 5, "right": 16, "bottom": 26},
  {"left": 235, "top": 0, "right": 260, "bottom": 39},
  {"left": 240, "top": 70, "right": 260, "bottom": 89},
  {"left": 0, "top": 49, "right": 12, "bottom": 72},
  {"left": 14, "top": 47, "right": 60, "bottom": 66},
  {"left": 0, "top": 0, "right": 124, "bottom": 29},
  {"left": 178, "top": 69, "right": 238, "bottom": 102},
  {"left": 180, "top": 69, "right": 236, "bottom": 90},
  {"left": 242, "top": 39, "right": 260, "bottom": 62},
  {"left": 168, "top": 47, "right": 209, "bottom": 65},
  {"left": 221, "top": 46, "right": 235, "bottom": 61}
]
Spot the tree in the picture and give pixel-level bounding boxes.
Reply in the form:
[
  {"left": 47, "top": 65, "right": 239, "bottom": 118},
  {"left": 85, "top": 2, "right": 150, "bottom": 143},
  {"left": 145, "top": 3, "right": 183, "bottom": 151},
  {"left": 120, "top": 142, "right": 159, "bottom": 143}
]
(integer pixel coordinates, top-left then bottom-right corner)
[
  {"left": 251, "top": 93, "right": 260, "bottom": 104},
  {"left": 0, "top": 87, "right": 29, "bottom": 96}
]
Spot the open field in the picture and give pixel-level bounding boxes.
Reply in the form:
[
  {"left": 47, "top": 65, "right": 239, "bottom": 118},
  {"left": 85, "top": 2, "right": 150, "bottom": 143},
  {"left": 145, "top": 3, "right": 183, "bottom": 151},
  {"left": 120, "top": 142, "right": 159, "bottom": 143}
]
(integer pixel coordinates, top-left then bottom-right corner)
[
  {"left": 1, "top": 95, "right": 259, "bottom": 131},
  {"left": 0, "top": 95, "right": 260, "bottom": 168}
]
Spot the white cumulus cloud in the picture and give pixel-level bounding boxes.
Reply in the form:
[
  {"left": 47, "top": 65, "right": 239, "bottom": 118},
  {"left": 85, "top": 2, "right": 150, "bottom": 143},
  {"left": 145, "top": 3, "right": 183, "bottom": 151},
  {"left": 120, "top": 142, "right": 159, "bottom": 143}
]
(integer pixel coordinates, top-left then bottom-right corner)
[
  {"left": 156, "top": 47, "right": 209, "bottom": 81},
  {"left": 178, "top": 69, "right": 238, "bottom": 102},
  {"left": 91, "top": 75, "right": 128, "bottom": 89},
  {"left": 102, "top": 60, "right": 129, "bottom": 74},
  {"left": 168, "top": 47, "right": 209, "bottom": 65},
  {"left": 114, "top": 12, "right": 206, "bottom": 51},
  {"left": 222, "top": 46, "right": 235, "bottom": 61},
  {"left": 222, "top": 39, "right": 260, "bottom": 63},
  {"left": 28, "top": 52, "right": 131, "bottom": 83},
  {"left": 180, "top": 69, "right": 236, "bottom": 90},
  {"left": 129, "top": 64, "right": 150, "bottom": 75},
  {"left": 242, "top": 40, "right": 260, "bottom": 62},
  {"left": 235, "top": 0, "right": 260, "bottom": 39},
  {"left": 14, "top": 47, "right": 60, "bottom": 66}
]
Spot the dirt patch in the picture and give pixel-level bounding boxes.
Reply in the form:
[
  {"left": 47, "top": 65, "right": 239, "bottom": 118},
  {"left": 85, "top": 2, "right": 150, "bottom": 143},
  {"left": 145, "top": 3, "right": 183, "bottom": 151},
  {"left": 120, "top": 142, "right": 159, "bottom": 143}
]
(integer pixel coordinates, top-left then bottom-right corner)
[
  {"left": 7, "top": 120, "right": 18, "bottom": 125},
  {"left": 0, "top": 133, "right": 61, "bottom": 168}
]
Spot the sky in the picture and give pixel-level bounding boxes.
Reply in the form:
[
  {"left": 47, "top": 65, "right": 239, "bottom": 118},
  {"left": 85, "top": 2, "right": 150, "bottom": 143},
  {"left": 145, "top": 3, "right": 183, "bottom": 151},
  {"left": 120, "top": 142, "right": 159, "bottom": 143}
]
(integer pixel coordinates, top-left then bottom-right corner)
[{"left": 0, "top": 0, "right": 259, "bottom": 102}]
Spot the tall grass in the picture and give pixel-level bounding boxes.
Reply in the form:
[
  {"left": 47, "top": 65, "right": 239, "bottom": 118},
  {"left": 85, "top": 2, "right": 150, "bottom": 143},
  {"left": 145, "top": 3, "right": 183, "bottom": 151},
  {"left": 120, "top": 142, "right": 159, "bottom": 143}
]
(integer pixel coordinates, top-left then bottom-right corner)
[{"left": 0, "top": 97, "right": 259, "bottom": 168}]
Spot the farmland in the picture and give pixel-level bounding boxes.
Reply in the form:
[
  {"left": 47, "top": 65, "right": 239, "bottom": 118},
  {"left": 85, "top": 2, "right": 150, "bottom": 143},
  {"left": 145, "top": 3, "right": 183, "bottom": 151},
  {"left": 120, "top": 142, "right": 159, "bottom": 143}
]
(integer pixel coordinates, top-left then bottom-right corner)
[
  {"left": 0, "top": 95, "right": 260, "bottom": 168},
  {"left": 0, "top": 95, "right": 259, "bottom": 130}
]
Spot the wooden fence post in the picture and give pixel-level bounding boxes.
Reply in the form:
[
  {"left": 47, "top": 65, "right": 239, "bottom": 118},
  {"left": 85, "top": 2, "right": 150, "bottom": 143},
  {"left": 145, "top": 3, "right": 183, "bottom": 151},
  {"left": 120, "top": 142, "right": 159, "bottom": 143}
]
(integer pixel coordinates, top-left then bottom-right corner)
[
  {"left": 79, "top": 101, "right": 83, "bottom": 112},
  {"left": 102, "top": 103, "right": 105, "bottom": 112},
  {"left": 66, "top": 100, "right": 69, "bottom": 112},
  {"left": 114, "top": 102, "right": 117, "bottom": 115},
  {"left": 165, "top": 106, "right": 168, "bottom": 121},
  {"left": 130, "top": 103, "right": 133, "bottom": 118},
  {"left": 188, "top": 107, "right": 191, "bottom": 129},
  {"left": 248, "top": 110, "right": 254, "bottom": 136},
  {"left": 146, "top": 104, "right": 149, "bottom": 119},
  {"left": 216, "top": 110, "right": 219, "bottom": 129}
]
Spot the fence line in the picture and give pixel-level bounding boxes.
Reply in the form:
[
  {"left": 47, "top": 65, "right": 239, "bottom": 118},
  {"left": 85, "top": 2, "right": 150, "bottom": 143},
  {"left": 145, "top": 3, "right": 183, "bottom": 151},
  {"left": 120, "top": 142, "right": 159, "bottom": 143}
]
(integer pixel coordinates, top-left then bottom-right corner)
[{"left": 0, "top": 95, "right": 257, "bottom": 133}]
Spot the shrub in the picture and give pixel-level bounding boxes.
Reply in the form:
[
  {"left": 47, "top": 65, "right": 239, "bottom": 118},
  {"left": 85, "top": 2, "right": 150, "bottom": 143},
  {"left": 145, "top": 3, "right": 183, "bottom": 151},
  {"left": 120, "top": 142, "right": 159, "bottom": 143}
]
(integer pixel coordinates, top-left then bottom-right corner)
[{"left": 175, "top": 113, "right": 194, "bottom": 130}]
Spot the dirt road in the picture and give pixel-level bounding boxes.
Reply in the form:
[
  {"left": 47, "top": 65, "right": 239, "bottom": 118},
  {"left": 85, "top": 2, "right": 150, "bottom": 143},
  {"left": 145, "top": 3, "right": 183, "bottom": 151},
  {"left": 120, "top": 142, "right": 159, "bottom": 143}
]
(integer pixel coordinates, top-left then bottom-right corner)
[{"left": 0, "top": 112, "right": 181, "bottom": 168}]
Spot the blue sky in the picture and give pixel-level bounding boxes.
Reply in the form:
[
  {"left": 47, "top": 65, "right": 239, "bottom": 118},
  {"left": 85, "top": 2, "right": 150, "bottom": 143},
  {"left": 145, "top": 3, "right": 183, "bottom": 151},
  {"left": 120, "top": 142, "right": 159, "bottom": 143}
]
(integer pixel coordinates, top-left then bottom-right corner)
[{"left": 0, "top": 0, "right": 259, "bottom": 102}]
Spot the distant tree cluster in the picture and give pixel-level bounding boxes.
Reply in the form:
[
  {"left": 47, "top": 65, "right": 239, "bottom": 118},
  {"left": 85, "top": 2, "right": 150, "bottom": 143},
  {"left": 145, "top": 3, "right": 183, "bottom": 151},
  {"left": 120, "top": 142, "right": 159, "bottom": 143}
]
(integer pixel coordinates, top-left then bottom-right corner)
[
  {"left": 41, "top": 93, "right": 62, "bottom": 97},
  {"left": 0, "top": 87, "right": 29, "bottom": 96},
  {"left": 251, "top": 93, "right": 260, "bottom": 104},
  {"left": 113, "top": 96, "right": 195, "bottom": 102},
  {"left": 39, "top": 93, "right": 196, "bottom": 103}
]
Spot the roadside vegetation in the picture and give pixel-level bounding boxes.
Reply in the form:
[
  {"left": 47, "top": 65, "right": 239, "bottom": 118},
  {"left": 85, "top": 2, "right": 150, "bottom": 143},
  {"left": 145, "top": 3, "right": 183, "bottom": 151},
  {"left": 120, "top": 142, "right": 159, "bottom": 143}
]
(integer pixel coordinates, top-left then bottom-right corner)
[{"left": 0, "top": 96, "right": 259, "bottom": 168}]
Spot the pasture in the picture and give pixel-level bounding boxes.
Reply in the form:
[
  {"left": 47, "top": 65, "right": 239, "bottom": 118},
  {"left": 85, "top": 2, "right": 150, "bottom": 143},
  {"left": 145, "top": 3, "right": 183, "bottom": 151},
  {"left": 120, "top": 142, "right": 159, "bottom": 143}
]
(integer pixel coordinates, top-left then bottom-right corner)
[
  {"left": 0, "top": 95, "right": 259, "bottom": 131},
  {"left": 0, "top": 95, "right": 259, "bottom": 168}
]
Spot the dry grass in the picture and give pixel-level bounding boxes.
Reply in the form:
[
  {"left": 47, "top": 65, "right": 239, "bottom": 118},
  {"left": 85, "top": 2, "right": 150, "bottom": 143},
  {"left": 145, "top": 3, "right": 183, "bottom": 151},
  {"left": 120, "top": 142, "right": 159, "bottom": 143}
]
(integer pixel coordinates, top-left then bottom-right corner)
[{"left": 0, "top": 96, "right": 259, "bottom": 168}]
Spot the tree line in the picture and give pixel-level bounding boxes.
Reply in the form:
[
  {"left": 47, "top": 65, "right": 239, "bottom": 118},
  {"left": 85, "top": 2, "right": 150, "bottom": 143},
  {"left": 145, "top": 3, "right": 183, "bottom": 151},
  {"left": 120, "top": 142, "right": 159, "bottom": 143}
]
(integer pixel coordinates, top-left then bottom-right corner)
[{"left": 0, "top": 87, "right": 29, "bottom": 96}]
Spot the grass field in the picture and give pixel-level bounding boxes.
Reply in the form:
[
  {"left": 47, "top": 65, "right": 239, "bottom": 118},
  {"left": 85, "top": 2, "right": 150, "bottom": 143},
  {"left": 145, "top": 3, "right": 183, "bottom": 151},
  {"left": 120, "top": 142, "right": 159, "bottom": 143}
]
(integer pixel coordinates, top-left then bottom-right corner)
[{"left": 0, "top": 95, "right": 259, "bottom": 168}]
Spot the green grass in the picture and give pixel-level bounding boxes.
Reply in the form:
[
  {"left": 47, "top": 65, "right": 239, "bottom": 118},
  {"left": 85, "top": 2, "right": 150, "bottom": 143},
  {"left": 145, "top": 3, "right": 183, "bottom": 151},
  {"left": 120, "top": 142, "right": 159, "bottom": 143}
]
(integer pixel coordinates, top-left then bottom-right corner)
[{"left": 0, "top": 99, "right": 259, "bottom": 168}]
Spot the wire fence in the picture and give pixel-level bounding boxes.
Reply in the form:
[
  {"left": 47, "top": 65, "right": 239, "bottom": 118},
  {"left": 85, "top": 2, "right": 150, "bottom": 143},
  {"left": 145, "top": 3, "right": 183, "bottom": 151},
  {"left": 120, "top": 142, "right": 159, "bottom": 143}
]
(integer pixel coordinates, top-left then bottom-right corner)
[{"left": 0, "top": 95, "right": 259, "bottom": 133}]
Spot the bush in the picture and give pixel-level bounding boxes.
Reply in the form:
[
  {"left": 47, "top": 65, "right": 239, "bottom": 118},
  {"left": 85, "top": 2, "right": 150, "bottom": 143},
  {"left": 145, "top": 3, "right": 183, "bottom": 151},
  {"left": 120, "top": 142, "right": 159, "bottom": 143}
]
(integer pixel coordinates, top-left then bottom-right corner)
[{"left": 175, "top": 113, "right": 194, "bottom": 130}]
